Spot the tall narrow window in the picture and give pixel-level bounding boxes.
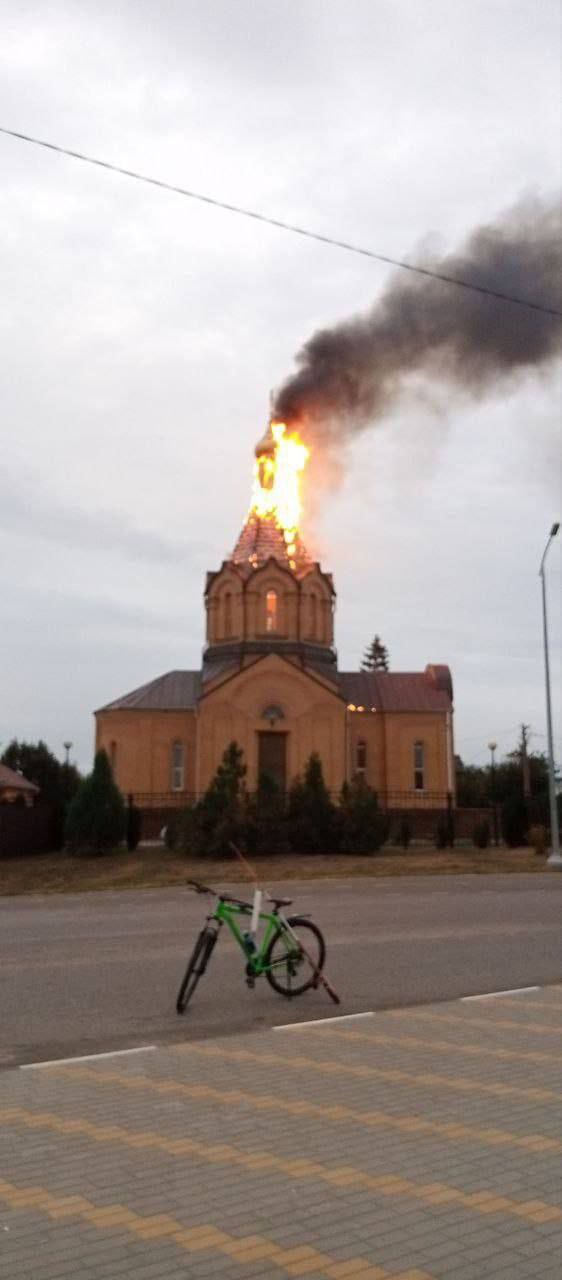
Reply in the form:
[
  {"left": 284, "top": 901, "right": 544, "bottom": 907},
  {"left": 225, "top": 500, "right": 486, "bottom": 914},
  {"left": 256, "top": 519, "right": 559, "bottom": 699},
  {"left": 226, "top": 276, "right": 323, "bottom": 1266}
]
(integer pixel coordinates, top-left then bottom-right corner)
[
  {"left": 171, "top": 741, "right": 185, "bottom": 792},
  {"left": 266, "top": 589, "right": 277, "bottom": 633},
  {"left": 109, "top": 740, "right": 117, "bottom": 777},
  {"left": 356, "top": 740, "right": 367, "bottom": 773},
  {"left": 414, "top": 741, "right": 425, "bottom": 791},
  {"left": 310, "top": 593, "right": 318, "bottom": 638},
  {"left": 224, "top": 591, "right": 232, "bottom": 638}
]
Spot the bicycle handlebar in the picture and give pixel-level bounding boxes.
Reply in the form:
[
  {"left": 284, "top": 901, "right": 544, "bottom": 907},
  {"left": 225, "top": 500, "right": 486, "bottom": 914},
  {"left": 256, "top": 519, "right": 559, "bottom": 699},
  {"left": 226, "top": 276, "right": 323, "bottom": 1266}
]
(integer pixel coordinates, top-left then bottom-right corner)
[
  {"left": 187, "top": 879, "right": 215, "bottom": 895},
  {"left": 187, "top": 880, "right": 253, "bottom": 910}
]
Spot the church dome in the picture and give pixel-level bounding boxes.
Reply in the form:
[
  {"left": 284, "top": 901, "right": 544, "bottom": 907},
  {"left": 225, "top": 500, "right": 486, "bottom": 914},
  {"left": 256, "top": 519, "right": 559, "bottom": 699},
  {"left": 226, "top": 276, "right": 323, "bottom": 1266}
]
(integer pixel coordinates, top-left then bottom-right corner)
[{"left": 231, "top": 513, "right": 313, "bottom": 577}]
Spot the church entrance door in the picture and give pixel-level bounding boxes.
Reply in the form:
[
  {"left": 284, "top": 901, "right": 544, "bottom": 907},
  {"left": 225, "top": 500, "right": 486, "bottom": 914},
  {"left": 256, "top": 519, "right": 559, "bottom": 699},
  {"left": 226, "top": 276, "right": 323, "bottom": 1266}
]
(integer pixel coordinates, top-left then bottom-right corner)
[{"left": 257, "top": 732, "right": 287, "bottom": 791}]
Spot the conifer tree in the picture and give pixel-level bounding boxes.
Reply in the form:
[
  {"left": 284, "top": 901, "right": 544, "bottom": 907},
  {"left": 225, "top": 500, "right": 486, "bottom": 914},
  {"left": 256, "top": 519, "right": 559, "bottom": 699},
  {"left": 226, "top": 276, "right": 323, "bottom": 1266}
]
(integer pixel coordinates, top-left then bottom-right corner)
[
  {"left": 287, "top": 753, "right": 338, "bottom": 854},
  {"left": 65, "top": 749, "right": 126, "bottom": 853},
  {"left": 361, "top": 634, "right": 390, "bottom": 671}
]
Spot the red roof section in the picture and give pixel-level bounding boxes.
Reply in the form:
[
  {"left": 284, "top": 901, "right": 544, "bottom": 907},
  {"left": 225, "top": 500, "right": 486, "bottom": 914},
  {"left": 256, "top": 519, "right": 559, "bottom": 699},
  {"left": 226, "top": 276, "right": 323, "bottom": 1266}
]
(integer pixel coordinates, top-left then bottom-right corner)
[
  {"left": 338, "top": 667, "right": 453, "bottom": 712},
  {"left": 0, "top": 763, "right": 40, "bottom": 793}
]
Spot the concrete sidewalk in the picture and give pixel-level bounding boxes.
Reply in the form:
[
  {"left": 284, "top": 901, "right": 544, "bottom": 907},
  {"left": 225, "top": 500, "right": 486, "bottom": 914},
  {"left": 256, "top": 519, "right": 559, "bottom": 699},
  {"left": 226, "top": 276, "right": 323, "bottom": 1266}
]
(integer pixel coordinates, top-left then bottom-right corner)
[{"left": 1, "top": 987, "right": 561, "bottom": 1278}]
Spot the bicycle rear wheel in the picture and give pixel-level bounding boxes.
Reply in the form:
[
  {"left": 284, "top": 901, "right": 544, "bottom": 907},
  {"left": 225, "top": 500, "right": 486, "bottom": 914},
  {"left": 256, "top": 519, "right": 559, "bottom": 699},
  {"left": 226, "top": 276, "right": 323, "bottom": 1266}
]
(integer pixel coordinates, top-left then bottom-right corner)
[
  {"left": 176, "top": 926, "right": 217, "bottom": 1013},
  {"left": 265, "top": 916, "right": 325, "bottom": 997}
]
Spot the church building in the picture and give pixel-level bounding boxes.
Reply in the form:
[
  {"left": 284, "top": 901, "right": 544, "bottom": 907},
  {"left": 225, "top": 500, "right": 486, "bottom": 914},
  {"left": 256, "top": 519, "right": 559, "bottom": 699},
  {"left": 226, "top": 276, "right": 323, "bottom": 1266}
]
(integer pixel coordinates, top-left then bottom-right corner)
[{"left": 96, "top": 423, "right": 454, "bottom": 810}]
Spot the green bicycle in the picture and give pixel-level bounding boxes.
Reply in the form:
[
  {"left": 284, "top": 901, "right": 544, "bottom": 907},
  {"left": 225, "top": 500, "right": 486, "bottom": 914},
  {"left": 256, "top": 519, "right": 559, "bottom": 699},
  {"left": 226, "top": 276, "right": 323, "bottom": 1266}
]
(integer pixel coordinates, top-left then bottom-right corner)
[{"left": 176, "top": 880, "right": 330, "bottom": 1013}]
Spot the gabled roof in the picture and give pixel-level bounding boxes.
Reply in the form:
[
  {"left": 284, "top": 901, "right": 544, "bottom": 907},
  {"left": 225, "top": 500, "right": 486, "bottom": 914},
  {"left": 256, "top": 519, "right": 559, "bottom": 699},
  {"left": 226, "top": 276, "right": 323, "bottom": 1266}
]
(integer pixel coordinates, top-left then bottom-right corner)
[
  {"left": 97, "top": 670, "right": 201, "bottom": 712},
  {"left": 199, "top": 650, "right": 344, "bottom": 703},
  {"left": 98, "top": 664, "right": 452, "bottom": 714},
  {"left": 0, "top": 763, "right": 40, "bottom": 793},
  {"left": 338, "top": 668, "right": 453, "bottom": 713}
]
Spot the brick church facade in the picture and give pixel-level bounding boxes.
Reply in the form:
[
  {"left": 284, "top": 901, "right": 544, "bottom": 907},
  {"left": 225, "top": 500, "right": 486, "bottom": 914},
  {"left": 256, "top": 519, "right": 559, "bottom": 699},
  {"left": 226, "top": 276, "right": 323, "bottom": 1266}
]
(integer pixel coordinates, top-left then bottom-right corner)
[{"left": 95, "top": 497, "right": 455, "bottom": 811}]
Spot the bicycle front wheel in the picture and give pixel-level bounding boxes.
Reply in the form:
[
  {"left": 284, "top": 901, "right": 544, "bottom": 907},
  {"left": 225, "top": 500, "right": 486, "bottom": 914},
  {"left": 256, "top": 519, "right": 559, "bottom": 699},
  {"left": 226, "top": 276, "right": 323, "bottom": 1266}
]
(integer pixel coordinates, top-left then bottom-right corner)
[
  {"left": 265, "top": 916, "right": 326, "bottom": 997},
  {"left": 176, "top": 927, "right": 216, "bottom": 1014}
]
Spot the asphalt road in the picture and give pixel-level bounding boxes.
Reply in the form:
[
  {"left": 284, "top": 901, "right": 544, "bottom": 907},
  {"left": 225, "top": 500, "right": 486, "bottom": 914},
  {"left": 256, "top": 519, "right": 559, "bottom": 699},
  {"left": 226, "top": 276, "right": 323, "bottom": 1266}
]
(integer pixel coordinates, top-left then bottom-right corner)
[{"left": 1, "top": 872, "right": 560, "bottom": 1068}]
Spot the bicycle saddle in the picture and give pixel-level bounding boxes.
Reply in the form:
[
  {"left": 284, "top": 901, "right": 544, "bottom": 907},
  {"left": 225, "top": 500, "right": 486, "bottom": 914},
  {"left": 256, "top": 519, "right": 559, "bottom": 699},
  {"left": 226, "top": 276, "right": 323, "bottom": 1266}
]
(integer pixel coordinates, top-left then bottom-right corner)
[{"left": 268, "top": 896, "right": 293, "bottom": 909}]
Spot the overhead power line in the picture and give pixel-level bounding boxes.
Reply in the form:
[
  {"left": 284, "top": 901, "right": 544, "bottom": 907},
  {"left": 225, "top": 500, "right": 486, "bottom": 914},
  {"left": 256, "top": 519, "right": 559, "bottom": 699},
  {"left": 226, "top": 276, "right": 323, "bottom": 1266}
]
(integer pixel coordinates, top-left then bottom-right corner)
[{"left": 1, "top": 125, "right": 561, "bottom": 319}]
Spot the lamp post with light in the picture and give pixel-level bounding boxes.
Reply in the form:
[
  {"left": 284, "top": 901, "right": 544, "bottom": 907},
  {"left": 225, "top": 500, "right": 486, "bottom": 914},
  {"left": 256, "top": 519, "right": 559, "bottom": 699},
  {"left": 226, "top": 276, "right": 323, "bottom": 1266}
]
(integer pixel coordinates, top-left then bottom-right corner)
[
  {"left": 488, "top": 740, "right": 498, "bottom": 846},
  {"left": 539, "top": 523, "right": 561, "bottom": 868}
]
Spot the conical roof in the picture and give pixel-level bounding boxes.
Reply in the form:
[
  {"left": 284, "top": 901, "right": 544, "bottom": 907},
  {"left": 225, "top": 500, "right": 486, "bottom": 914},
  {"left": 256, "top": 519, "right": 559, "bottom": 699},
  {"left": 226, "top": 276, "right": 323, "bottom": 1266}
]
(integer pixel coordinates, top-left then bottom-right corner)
[{"left": 231, "top": 513, "right": 313, "bottom": 578}]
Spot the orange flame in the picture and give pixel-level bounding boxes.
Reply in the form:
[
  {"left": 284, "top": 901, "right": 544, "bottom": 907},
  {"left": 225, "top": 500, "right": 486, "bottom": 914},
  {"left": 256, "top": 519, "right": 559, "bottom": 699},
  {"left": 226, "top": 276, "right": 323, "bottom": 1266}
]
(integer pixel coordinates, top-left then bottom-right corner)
[{"left": 251, "top": 421, "right": 310, "bottom": 541}]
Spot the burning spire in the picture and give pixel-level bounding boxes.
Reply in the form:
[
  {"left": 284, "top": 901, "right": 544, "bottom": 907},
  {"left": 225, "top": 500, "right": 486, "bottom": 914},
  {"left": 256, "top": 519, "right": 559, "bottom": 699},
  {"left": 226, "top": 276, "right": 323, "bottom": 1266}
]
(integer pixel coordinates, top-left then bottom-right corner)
[
  {"left": 232, "top": 420, "right": 312, "bottom": 574},
  {"left": 251, "top": 422, "right": 309, "bottom": 539}
]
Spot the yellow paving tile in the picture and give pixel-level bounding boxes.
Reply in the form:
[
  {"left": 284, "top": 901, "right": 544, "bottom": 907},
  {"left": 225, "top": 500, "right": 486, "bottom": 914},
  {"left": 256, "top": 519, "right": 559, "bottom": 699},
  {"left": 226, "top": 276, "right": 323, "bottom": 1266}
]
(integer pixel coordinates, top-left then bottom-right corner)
[{"left": 288, "top": 1260, "right": 333, "bottom": 1276}]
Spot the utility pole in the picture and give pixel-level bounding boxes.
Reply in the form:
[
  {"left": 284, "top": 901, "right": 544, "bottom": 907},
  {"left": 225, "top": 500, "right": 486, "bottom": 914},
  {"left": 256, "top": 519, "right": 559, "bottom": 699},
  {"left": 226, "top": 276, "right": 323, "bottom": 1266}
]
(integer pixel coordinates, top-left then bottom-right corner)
[
  {"left": 488, "top": 741, "right": 498, "bottom": 846},
  {"left": 539, "top": 523, "right": 561, "bottom": 867},
  {"left": 519, "top": 724, "right": 531, "bottom": 798}
]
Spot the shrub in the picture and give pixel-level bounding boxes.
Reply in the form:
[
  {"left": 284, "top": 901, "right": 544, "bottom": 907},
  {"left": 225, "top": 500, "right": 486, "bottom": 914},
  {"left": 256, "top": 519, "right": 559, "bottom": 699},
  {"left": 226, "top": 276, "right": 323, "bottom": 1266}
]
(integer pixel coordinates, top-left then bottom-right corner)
[
  {"left": 65, "top": 750, "right": 126, "bottom": 853},
  {"left": 434, "top": 818, "right": 449, "bottom": 849},
  {"left": 501, "top": 793, "right": 528, "bottom": 847},
  {"left": 126, "top": 798, "right": 142, "bottom": 852},
  {"left": 472, "top": 819, "right": 490, "bottom": 849},
  {"left": 339, "top": 777, "right": 387, "bottom": 854},
  {"left": 287, "top": 754, "right": 339, "bottom": 854},
  {"left": 195, "top": 742, "right": 249, "bottom": 857},
  {"left": 246, "top": 773, "right": 290, "bottom": 855},
  {"left": 167, "top": 805, "right": 198, "bottom": 853},
  {"left": 528, "top": 824, "right": 547, "bottom": 857},
  {"left": 396, "top": 818, "right": 412, "bottom": 850},
  {"left": 170, "top": 743, "right": 249, "bottom": 858}
]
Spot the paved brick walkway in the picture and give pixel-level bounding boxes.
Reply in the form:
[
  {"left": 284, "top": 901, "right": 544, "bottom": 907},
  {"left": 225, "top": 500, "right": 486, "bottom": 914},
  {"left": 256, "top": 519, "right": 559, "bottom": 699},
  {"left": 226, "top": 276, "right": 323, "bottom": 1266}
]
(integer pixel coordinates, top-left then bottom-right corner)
[{"left": 1, "top": 987, "right": 561, "bottom": 1278}]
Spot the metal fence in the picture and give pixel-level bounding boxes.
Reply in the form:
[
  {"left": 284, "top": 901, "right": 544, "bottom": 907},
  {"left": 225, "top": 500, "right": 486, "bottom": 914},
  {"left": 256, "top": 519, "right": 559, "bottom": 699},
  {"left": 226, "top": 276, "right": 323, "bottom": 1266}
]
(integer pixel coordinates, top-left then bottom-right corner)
[
  {"left": 0, "top": 803, "right": 55, "bottom": 856},
  {"left": 131, "top": 789, "right": 451, "bottom": 811}
]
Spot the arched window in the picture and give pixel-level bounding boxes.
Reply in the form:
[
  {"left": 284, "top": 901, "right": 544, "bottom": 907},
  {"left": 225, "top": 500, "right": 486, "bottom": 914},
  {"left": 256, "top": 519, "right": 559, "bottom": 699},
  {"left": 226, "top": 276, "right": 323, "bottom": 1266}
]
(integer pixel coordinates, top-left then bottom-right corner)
[
  {"left": 413, "top": 741, "right": 425, "bottom": 791},
  {"left": 171, "top": 741, "right": 185, "bottom": 792},
  {"left": 356, "top": 740, "right": 367, "bottom": 773},
  {"left": 266, "top": 589, "right": 277, "bottom": 633},
  {"left": 310, "top": 593, "right": 318, "bottom": 638},
  {"left": 223, "top": 591, "right": 232, "bottom": 638}
]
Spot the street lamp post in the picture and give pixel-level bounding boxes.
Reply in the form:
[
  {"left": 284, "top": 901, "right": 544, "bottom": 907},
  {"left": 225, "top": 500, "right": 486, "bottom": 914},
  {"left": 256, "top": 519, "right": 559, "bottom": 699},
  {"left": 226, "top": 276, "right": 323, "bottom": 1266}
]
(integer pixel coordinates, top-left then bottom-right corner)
[
  {"left": 539, "top": 523, "right": 561, "bottom": 868},
  {"left": 488, "top": 741, "right": 498, "bottom": 846}
]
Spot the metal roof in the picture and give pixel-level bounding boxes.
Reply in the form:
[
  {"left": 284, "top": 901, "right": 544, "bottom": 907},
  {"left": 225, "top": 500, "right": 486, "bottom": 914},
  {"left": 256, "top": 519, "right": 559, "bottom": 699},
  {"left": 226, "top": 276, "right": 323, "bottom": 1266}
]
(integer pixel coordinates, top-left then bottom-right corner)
[
  {"left": 98, "top": 665, "right": 452, "bottom": 714},
  {"left": 0, "top": 763, "right": 40, "bottom": 793},
  {"left": 98, "top": 670, "right": 201, "bottom": 712},
  {"left": 338, "top": 669, "right": 452, "bottom": 713}
]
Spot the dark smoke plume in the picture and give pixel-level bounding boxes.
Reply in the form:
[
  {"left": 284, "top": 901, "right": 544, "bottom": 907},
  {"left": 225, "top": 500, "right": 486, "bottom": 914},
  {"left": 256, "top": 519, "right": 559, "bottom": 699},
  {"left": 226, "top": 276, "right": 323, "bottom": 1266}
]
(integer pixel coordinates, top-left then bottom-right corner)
[{"left": 273, "top": 197, "right": 561, "bottom": 446}]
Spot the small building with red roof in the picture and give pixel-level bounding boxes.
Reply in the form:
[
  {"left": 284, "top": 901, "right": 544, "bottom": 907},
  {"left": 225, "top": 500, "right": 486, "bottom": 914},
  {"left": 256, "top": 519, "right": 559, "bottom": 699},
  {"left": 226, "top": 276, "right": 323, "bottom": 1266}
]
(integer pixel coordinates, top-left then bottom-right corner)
[{"left": 0, "top": 763, "right": 40, "bottom": 808}]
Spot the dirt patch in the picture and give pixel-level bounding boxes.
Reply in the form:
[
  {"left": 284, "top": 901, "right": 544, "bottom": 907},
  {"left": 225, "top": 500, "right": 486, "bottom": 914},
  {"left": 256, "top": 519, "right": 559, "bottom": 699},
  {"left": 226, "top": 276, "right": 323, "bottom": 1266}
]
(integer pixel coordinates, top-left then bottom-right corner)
[{"left": 0, "top": 844, "right": 548, "bottom": 896}]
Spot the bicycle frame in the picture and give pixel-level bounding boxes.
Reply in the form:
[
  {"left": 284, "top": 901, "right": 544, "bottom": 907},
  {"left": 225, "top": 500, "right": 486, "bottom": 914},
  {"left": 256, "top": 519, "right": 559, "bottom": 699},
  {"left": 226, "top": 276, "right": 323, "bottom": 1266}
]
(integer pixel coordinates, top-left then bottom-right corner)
[{"left": 210, "top": 899, "right": 294, "bottom": 977}]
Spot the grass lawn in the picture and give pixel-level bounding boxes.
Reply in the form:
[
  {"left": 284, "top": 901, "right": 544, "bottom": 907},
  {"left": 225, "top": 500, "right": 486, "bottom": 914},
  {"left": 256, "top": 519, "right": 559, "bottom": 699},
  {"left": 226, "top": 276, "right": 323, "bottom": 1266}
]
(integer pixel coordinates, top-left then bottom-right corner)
[{"left": 0, "top": 843, "right": 549, "bottom": 896}]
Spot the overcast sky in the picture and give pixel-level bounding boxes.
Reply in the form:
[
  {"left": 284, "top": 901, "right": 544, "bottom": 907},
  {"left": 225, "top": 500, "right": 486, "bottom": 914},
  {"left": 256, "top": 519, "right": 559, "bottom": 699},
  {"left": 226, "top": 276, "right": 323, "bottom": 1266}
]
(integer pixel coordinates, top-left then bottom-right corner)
[{"left": 1, "top": 0, "right": 560, "bottom": 773}]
